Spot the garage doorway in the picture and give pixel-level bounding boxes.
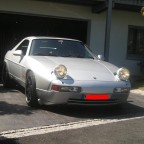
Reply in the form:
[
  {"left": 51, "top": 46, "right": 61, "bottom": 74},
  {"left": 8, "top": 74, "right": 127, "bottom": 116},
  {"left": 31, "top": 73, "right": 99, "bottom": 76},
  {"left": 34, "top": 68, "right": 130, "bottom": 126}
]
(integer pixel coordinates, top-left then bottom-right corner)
[{"left": 0, "top": 13, "right": 88, "bottom": 81}]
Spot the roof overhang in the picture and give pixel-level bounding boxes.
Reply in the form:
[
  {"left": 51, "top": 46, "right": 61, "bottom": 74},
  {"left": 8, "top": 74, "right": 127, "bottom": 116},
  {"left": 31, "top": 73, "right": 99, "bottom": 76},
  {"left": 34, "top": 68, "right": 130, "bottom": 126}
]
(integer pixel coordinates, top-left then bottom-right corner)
[
  {"left": 34, "top": 0, "right": 107, "bottom": 13},
  {"left": 34, "top": 0, "right": 144, "bottom": 13},
  {"left": 34, "top": 0, "right": 105, "bottom": 6}
]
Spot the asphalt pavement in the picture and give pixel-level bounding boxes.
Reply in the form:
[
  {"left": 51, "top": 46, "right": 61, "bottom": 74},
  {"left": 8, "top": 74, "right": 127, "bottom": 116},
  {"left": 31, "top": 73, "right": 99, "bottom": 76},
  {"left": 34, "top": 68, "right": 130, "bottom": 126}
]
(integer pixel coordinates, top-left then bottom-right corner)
[
  {"left": 1, "top": 118, "right": 144, "bottom": 144},
  {"left": 0, "top": 84, "right": 144, "bottom": 144}
]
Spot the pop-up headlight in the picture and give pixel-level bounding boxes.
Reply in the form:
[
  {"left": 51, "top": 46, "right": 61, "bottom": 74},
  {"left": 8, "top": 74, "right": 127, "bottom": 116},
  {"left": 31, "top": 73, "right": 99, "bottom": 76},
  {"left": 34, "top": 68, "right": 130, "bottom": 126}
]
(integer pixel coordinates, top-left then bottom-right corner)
[
  {"left": 54, "top": 65, "right": 67, "bottom": 79},
  {"left": 117, "top": 67, "right": 130, "bottom": 81}
]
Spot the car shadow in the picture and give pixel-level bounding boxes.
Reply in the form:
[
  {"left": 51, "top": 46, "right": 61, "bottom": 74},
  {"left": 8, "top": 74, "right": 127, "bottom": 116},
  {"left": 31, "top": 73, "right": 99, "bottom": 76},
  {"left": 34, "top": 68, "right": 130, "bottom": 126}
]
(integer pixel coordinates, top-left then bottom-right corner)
[
  {"left": 40, "top": 102, "right": 144, "bottom": 120},
  {"left": 0, "top": 101, "right": 34, "bottom": 116},
  {"left": 1, "top": 83, "right": 144, "bottom": 120},
  {"left": 0, "top": 137, "right": 20, "bottom": 144},
  {"left": 0, "top": 86, "right": 19, "bottom": 93},
  {"left": 0, "top": 84, "right": 35, "bottom": 116},
  {"left": 0, "top": 84, "right": 25, "bottom": 94}
]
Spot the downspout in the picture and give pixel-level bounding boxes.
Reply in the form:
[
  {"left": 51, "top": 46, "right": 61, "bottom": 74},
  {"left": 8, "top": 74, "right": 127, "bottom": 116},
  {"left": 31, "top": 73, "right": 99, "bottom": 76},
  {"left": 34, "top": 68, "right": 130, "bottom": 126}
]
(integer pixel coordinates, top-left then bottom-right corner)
[{"left": 104, "top": 0, "right": 114, "bottom": 61}]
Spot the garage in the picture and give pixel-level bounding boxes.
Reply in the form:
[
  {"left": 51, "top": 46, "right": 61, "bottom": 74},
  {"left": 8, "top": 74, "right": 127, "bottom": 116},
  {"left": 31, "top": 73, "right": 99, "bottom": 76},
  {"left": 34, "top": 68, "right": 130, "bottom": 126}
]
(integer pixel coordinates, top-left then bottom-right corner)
[{"left": 0, "top": 12, "right": 88, "bottom": 81}]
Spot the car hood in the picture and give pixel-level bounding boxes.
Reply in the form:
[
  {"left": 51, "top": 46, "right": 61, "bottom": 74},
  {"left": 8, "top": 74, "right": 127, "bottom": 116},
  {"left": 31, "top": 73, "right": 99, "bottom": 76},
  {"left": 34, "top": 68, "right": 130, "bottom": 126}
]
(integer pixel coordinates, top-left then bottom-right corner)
[{"left": 29, "top": 56, "right": 119, "bottom": 81}]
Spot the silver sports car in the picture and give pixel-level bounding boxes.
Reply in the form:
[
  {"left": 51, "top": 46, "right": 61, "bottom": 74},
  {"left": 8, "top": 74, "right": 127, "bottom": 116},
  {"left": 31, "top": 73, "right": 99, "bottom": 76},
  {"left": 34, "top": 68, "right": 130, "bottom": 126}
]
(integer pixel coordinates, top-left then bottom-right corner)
[{"left": 2, "top": 36, "right": 131, "bottom": 107}]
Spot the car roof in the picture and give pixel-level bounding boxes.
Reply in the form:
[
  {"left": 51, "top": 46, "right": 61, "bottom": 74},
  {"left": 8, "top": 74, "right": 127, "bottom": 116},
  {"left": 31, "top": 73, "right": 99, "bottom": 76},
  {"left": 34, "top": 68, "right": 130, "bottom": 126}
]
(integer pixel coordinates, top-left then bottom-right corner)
[{"left": 25, "top": 36, "right": 82, "bottom": 42}]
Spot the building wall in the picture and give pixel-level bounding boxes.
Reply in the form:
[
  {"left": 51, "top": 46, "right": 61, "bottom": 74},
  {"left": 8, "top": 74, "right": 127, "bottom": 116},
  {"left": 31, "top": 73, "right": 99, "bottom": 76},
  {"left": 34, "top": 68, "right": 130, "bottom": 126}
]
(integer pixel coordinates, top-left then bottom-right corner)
[
  {"left": 0, "top": 0, "right": 143, "bottom": 75},
  {"left": 89, "top": 10, "right": 144, "bottom": 75},
  {"left": 110, "top": 10, "right": 144, "bottom": 75}
]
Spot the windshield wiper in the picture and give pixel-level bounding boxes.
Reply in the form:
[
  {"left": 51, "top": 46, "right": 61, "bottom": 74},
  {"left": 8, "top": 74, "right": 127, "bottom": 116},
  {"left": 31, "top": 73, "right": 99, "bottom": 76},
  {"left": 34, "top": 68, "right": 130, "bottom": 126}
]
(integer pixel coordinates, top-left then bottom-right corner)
[
  {"left": 87, "top": 56, "right": 94, "bottom": 59},
  {"left": 76, "top": 55, "right": 94, "bottom": 59},
  {"left": 33, "top": 53, "right": 58, "bottom": 56},
  {"left": 33, "top": 53, "right": 46, "bottom": 56}
]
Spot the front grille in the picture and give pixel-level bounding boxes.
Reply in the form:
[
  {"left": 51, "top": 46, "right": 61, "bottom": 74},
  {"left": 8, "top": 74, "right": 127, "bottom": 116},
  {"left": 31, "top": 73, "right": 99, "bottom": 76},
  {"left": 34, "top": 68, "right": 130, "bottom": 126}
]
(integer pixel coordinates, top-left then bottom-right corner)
[{"left": 68, "top": 98, "right": 120, "bottom": 105}]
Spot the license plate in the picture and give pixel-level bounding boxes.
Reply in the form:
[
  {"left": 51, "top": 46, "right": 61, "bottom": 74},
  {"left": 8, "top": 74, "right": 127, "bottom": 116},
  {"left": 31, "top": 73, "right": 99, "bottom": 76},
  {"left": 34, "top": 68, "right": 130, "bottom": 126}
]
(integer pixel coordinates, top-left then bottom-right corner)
[{"left": 86, "top": 94, "right": 109, "bottom": 100}]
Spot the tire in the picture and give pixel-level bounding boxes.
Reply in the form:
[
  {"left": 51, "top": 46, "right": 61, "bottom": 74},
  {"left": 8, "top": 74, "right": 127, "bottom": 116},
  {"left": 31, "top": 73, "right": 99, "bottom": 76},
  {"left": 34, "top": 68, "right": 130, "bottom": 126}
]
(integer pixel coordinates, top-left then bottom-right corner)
[
  {"left": 2, "top": 64, "right": 14, "bottom": 88},
  {"left": 25, "top": 71, "right": 39, "bottom": 107}
]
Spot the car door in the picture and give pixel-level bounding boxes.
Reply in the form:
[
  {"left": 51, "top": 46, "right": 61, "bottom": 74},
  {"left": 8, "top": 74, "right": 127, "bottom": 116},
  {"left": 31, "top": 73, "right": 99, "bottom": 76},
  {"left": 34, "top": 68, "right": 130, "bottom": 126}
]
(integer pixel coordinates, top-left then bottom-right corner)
[{"left": 9, "top": 40, "right": 29, "bottom": 82}]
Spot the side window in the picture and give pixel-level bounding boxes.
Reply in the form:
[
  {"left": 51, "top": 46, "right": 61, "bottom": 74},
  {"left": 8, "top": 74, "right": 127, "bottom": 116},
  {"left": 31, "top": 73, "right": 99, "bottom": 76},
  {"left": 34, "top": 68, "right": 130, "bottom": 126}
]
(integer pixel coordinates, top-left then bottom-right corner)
[{"left": 16, "top": 40, "right": 29, "bottom": 56}]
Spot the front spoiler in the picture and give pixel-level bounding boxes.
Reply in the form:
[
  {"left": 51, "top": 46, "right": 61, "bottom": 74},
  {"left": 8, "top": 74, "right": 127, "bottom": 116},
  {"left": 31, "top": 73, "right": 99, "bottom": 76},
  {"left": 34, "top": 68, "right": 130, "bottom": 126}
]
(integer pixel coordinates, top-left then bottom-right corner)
[{"left": 36, "top": 88, "right": 129, "bottom": 105}]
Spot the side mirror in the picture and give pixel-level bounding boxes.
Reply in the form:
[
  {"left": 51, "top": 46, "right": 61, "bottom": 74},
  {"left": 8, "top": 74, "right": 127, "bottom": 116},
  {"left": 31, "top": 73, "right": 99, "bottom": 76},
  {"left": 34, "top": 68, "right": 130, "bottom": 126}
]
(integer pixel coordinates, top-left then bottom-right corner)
[
  {"left": 13, "top": 50, "right": 23, "bottom": 56},
  {"left": 97, "top": 55, "right": 105, "bottom": 61}
]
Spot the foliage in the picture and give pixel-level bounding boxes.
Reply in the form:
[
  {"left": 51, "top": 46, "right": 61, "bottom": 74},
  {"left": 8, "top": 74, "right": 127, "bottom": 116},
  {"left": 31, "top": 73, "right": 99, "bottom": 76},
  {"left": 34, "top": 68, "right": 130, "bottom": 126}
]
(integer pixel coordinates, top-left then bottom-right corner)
[{"left": 141, "top": 7, "right": 144, "bottom": 16}]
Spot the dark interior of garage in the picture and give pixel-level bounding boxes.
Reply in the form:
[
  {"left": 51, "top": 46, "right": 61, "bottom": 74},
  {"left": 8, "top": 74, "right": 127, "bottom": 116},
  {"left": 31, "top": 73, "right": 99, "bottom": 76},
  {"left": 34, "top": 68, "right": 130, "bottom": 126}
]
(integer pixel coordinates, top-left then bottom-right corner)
[{"left": 0, "top": 13, "right": 88, "bottom": 81}]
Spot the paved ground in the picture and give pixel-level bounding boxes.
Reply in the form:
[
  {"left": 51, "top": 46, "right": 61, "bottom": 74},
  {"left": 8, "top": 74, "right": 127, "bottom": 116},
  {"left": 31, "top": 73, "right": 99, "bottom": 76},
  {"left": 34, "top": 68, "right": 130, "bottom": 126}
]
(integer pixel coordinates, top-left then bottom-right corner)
[
  {"left": 1, "top": 118, "right": 143, "bottom": 144},
  {"left": 0, "top": 84, "right": 144, "bottom": 144},
  {"left": 130, "top": 89, "right": 144, "bottom": 96}
]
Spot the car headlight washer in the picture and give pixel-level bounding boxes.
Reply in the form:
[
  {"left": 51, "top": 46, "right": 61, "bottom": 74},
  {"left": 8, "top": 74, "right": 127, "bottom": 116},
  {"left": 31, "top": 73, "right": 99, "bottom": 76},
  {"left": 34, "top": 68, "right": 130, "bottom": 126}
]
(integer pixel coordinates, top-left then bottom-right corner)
[
  {"left": 117, "top": 67, "right": 130, "bottom": 81},
  {"left": 54, "top": 64, "right": 67, "bottom": 79}
]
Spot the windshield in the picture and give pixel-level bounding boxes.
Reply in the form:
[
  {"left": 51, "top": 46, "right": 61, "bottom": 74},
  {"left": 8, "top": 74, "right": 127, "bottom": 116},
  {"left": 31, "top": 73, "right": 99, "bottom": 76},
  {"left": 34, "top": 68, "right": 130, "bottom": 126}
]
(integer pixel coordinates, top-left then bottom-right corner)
[{"left": 30, "top": 39, "right": 95, "bottom": 59}]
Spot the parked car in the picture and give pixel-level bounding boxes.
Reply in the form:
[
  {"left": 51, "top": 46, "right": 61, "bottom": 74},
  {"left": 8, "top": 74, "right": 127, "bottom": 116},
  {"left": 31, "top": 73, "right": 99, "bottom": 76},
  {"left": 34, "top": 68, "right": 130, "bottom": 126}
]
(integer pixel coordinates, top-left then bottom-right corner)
[{"left": 2, "top": 36, "right": 131, "bottom": 107}]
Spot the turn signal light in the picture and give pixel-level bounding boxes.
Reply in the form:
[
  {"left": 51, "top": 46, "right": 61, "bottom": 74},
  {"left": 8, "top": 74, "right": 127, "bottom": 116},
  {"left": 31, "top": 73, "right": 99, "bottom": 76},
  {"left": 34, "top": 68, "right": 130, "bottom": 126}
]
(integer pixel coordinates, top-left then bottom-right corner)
[
  {"left": 114, "top": 88, "right": 130, "bottom": 93},
  {"left": 51, "top": 85, "right": 81, "bottom": 92}
]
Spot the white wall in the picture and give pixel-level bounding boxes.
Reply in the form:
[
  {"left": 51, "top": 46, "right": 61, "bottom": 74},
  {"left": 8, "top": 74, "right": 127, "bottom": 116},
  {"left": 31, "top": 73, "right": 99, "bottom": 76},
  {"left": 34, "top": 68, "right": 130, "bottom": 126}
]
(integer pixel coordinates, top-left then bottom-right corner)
[
  {"left": 0, "top": 0, "right": 144, "bottom": 75},
  {"left": 110, "top": 10, "right": 144, "bottom": 75}
]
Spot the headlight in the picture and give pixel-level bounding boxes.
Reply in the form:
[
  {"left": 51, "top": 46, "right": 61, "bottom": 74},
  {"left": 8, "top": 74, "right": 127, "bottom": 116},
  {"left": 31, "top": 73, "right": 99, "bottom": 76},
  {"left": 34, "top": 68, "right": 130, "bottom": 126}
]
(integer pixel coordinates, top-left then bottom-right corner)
[
  {"left": 117, "top": 67, "right": 130, "bottom": 81},
  {"left": 54, "top": 65, "right": 67, "bottom": 79}
]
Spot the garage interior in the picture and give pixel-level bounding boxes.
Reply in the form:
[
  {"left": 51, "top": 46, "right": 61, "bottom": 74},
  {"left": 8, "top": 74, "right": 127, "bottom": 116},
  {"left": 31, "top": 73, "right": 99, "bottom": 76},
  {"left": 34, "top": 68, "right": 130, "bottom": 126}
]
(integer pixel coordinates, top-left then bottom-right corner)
[{"left": 0, "top": 12, "right": 88, "bottom": 81}]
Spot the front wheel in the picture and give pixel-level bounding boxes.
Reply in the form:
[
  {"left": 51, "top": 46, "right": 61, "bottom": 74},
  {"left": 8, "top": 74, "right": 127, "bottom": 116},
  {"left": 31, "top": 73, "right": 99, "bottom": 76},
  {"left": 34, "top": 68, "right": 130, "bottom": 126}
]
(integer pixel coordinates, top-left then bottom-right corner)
[{"left": 25, "top": 71, "right": 39, "bottom": 107}]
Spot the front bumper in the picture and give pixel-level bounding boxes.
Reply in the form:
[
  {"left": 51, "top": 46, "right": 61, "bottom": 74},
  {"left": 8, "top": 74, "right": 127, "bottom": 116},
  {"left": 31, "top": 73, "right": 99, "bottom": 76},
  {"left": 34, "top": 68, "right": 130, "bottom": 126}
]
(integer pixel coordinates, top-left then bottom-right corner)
[
  {"left": 36, "top": 89, "right": 129, "bottom": 105},
  {"left": 36, "top": 80, "right": 131, "bottom": 105}
]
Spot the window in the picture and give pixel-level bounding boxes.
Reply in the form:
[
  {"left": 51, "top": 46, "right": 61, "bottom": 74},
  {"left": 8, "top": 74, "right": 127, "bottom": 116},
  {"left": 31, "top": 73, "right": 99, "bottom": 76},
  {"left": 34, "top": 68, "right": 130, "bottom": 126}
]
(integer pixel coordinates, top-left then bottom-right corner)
[
  {"left": 16, "top": 40, "right": 29, "bottom": 56},
  {"left": 30, "top": 39, "right": 94, "bottom": 59},
  {"left": 127, "top": 25, "right": 144, "bottom": 60}
]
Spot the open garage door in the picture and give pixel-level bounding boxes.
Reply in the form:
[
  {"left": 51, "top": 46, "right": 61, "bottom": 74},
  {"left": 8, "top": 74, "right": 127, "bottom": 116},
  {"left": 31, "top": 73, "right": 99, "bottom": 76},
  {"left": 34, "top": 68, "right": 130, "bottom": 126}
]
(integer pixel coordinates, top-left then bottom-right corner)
[{"left": 0, "top": 13, "right": 88, "bottom": 81}]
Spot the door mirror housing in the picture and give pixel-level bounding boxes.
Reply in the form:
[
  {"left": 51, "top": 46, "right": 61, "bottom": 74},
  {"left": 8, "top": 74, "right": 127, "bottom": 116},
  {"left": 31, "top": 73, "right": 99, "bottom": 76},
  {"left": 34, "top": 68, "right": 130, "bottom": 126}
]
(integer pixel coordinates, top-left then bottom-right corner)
[
  {"left": 97, "top": 55, "right": 105, "bottom": 61},
  {"left": 13, "top": 50, "right": 23, "bottom": 56}
]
